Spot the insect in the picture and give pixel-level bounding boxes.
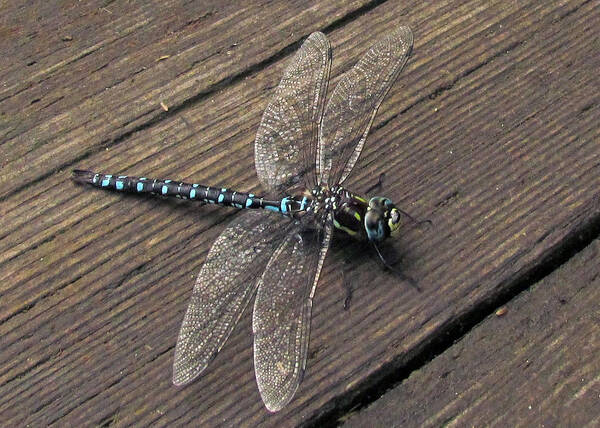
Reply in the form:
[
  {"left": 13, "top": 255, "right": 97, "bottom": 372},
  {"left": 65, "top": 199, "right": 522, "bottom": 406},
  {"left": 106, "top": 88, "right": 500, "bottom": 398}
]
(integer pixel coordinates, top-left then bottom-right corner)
[{"left": 74, "top": 26, "right": 415, "bottom": 411}]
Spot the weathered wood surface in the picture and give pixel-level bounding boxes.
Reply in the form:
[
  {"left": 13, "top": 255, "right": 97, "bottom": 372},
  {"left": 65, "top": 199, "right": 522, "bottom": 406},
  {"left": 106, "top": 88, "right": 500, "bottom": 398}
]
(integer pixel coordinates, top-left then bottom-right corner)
[
  {"left": 344, "top": 238, "right": 600, "bottom": 427},
  {"left": 0, "top": 0, "right": 375, "bottom": 197},
  {"left": 1, "top": 0, "right": 599, "bottom": 426}
]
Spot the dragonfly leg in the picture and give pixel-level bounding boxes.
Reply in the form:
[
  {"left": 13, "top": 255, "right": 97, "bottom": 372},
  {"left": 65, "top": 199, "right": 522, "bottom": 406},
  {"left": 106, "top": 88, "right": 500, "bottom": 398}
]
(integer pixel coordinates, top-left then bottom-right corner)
[
  {"left": 372, "top": 242, "right": 421, "bottom": 291},
  {"left": 397, "top": 207, "right": 433, "bottom": 228},
  {"left": 323, "top": 241, "right": 354, "bottom": 311},
  {"left": 343, "top": 285, "right": 353, "bottom": 310},
  {"left": 341, "top": 266, "right": 354, "bottom": 310},
  {"left": 365, "top": 172, "right": 386, "bottom": 194}
]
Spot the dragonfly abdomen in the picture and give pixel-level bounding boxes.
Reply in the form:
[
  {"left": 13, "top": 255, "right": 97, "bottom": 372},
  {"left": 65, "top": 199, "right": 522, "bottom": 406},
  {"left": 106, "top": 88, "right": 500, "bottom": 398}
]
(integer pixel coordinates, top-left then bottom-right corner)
[{"left": 72, "top": 169, "right": 299, "bottom": 213}]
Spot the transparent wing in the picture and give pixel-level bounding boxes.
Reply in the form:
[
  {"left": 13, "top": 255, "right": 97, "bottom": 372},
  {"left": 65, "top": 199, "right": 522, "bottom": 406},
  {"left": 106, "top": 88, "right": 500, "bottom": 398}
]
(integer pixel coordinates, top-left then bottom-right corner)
[
  {"left": 253, "top": 215, "right": 333, "bottom": 412},
  {"left": 255, "top": 32, "right": 331, "bottom": 194},
  {"left": 173, "top": 210, "right": 291, "bottom": 385},
  {"left": 319, "top": 26, "right": 413, "bottom": 186}
]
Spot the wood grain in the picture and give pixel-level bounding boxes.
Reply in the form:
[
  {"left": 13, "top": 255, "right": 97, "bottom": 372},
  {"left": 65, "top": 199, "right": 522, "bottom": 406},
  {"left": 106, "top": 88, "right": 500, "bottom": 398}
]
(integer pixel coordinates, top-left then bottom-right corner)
[
  {"left": 0, "top": 0, "right": 374, "bottom": 198},
  {"left": 1, "top": 0, "right": 599, "bottom": 426},
  {"left": 343, "top": 238, "right": 600, "bottom": 427}
]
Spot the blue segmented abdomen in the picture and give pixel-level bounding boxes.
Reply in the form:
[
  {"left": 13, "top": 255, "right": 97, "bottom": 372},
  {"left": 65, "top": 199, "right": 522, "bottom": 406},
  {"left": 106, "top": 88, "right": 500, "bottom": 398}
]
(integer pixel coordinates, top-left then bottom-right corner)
[{"left": 72, "top": 169, "right": 292, "bottom": 213}]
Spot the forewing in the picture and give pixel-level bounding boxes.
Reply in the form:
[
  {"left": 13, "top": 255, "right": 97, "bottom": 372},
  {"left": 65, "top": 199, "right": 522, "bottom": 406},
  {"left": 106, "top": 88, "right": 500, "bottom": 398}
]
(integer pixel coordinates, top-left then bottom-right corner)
[
  {"left": 253, "top": 216, "right": 333, "bottom": 411},
  {"left": 255, "top": 32, "right": 331, "bottom": 194},
  {"left": 319, "top": 26, "right": 413, "bottom": 186},
  {"left": 173, "top": 210, "right": 291, "bottom": 385}
]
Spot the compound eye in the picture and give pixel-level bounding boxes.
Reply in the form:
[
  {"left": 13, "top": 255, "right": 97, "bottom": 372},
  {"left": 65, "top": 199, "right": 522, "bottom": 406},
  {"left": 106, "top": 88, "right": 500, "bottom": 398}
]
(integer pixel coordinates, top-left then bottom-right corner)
[{"left": 365, "top": 210, "right": 389, "bottom": 242}]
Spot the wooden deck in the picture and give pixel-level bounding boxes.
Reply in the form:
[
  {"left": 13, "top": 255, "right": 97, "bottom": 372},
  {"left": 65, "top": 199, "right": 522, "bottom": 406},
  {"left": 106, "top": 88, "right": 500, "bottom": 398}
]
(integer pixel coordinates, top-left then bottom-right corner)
[
  {"left": 1, "top": 0, "right": 599, "bottom": 426},
  {"left": 343, "top": 237, "right": 600, "bottom": 427}
]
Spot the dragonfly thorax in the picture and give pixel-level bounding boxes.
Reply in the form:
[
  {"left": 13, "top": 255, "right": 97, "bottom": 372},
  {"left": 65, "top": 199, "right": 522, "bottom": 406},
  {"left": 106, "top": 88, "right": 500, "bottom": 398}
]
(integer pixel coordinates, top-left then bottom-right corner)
[
  {"left": 290, "top": 186, "right": 401, "bottom": 242},
  {"left": 305, "top": 185, "right": 341, "bottom": 213},
  {"left": 297, "top": 185, "right": 367, "bottom": 239}
]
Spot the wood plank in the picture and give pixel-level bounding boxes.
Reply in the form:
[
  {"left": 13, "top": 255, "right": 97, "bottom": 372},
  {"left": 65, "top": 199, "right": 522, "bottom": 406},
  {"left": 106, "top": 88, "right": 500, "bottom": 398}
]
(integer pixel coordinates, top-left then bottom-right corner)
[
  {"left": 343, "top": 238, "right": 600, "bottom": 427},
  {"left": 0, "top": 0, "right": 375, "bottom": 198},
  {"left": 1, "top": 0, "right": 599, "bottom": 426}
]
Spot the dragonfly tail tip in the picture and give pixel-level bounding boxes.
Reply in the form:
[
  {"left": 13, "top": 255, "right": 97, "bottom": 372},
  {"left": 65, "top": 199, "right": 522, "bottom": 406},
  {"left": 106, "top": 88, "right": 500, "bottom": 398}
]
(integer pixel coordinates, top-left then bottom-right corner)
[{"left": 72, "top": 169, "right": 96, "bottom": 184}]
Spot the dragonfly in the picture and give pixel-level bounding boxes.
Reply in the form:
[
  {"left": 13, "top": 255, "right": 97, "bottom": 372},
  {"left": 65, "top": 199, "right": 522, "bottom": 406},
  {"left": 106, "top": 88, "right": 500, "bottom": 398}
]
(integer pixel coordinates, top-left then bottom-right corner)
[{"left": 74, "top": 25, "right": 415, "bottom": 412}]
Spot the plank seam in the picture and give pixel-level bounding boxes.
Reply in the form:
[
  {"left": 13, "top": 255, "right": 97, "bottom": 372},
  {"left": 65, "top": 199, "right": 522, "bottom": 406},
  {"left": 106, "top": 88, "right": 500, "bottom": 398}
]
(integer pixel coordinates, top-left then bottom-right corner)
[{"left": 307, "top": 204, "right": 600, "bottom": 426}]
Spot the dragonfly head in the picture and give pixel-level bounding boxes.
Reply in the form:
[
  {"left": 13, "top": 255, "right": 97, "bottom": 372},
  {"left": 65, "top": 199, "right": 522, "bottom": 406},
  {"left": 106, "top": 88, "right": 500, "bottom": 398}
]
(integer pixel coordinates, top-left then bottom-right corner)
[{"left": 364, "top": 197, "right": 401, "bottom": 243}]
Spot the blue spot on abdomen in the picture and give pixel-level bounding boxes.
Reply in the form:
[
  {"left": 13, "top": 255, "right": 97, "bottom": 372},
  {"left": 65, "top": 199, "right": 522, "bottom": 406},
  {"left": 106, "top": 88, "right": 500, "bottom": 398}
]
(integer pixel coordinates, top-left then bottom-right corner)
[{"left": 280, "top": 197, "right": 289, "bottom": 213}]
